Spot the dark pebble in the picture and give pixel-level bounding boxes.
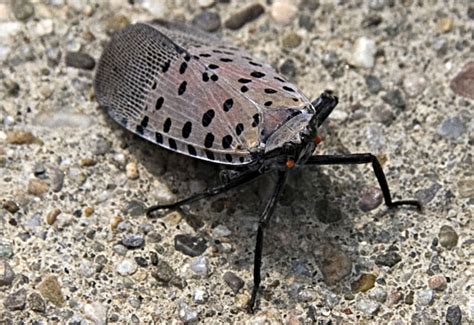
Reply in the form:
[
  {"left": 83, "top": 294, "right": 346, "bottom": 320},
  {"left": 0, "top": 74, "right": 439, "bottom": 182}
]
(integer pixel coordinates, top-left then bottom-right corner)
[
  {"left": 375, "top": 251, "right": 401, "bottom": 267},
  {"left": 365, "top": 75, "right": 383, "bottom": 94},
  {"left": 174, "top": 234, "right": 208, "bottom": 257},
  {"left": 315, "top": 199, "right": 343, "bottom": 224},
  {"left": 50, "top": 168, "right": 65, "bottom": 192},
  {"left": 446, "top": 305, "right": 462, "bottom": 325},
  {"left": 415, "top": 182, "right": 441, "bottom": 204},
  {"left": 93, "top": 138, "right": 112, "bottom": 155},
  {"left": 370, "top": 104, "right": 395, "bottom": 125},
  {"left": 65, "top": 52, "right": 96, "bottom": 70},
  {"left": 279, "top": 59, "right": 297, "bottom": 79},
  {"left": 224, "top": 4, "right": 264, "bottom": 30},
  {"left": 123, "top": 200, "right": 146, "bottom": 217},
  {"left": 299, "top": 0, "right": 320, "bottom": 11},
  {"left": 358, "top": 186, "right": 383, "bottom": 212},
  {"left": 321, "top": 51, "right": 339, "bottom": 69},
  {"left": 361, "top": 14, "right": 383, "bottom": 28},
  {"left": 4, "top": 288, "right": 27, "bottom": 311},
  {"left": 438, "top": 225, "right": 458, "bottom": 249},
  {"left": 121, "top": 234, "right": 145, "bottom": 249},
  {"left": 0, "top": 260, "right": 15, "bottom": 286},
  {"left": 298, "top": 14, "right": 315, "bottom": 31},
  {"left": 134, "top": 256, "right": 148, "bottom": 267},
  {"left": 12, "top": 0, "right": 35, "bottom": 21},
  {"left": 33, "top": 162, "right": 47, "bottom": 179},
  {"left": 3, "top": 79, "right": 20, "bottom": 97},
  {"left": 46, "top": 47, "right": 62, "bottom": 67},
  {"left": 3, "top": 200, "right": 20, "bottom": 214},
  {"left": 404, "top": 291, "right": 414, "bottom": 305},
  {"left": 450, "top": 62, "right": 474, "bottom": 100},
  {"left": 382, "top": 89, "right": 406, "bottom": 109},
  {"left": 468, "top": 6, "right": 474, "bottom": 19},
  {"left": 192, "top": 11, "right": 221, "bottom": 32},
  {"left": 320, "top": 244, "right": 352, "bottom": 285},
  {"left": 223, "top": 271, "right": 244, "bottom": 294},
  {"left": 150, "top": 251, "right": 158, "bottom": 266},
  {"left": 28, "top": 292, "right": 46, "bottom": 313},
  {"left": 151, "top": 259, "right": 175, "bottom": 283}
]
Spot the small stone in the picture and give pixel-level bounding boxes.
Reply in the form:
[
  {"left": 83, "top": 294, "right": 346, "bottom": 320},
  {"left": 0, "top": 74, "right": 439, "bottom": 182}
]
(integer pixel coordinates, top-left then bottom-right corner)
[
  {"left": 84, "top": 207, "right": 94, "bottom": 217},
  {"left": 27, "top": 179, "right": 49, "bottom": 196},
  {"left": 446, "top": 305, "right": 462, "bottom": 325},
  {"left": 192, "top": 11, "right": 221, "bottom": 32},
  {"left": 428, "top": 274, "right": 447, "bottom": 291},
  {"left": 279, "top": 59, "right": 297, "bottom": 79},
  {"left": 432, "top": 37, "right": 448, "bottom": 56},
  {"left": 382, "top": 89, "right": 406, "bottom": 109},
  {"left": 315, "top": 199, "right": 343, "bottom": 224},
  {"left": 124, "top": 200, "right": 146, "bottom": 217},
  {"left": 140, "top": 0, "right": 168, "bottom": 18},
  {"left": 193, "top": 288, "right": 209, "bottom": 304},
  {"left": 112, "top": 244, "right": 127, "bottom": 256},
  {"left": 50, "top": 168, "right": 64, "bottom": 192},
  {"left": 416, "top": 289, "right": 433, "bottom": 306},
  {"left": 361, "top": 14, "right": 383, "bottom": 28},
  {"left": 469, "top": 7, "right": 474, "bottom": 19},
  {"left": 198, "top": 0, "right": 215, "bottom": 8},
  {"left": 191, "top": 256, "right": 209, "bottom": 277},
  {"left": 178, "top": 302, "right": 199, "bottom": 323},
  {"left": 386, "top": 290, "right": 403, "bottom": 306},
  {"left": 38, "top": 275, "right": 64, "bottom": 307},
  {"left": 3, "top": 79, "right": 20, "bottom": 96},
  {"left": 271, "top": 0, "right": 298, "bottom": 25},
  {"left": 298, "top": 14, "right": 314, "bottom": 30},
  {"left": 3, "top": 200, "right": 19, "bottom": 214},
  {"left": 358, "top": 186, "right": 383, "bottom": 212},
  {"left": 375, "top": 251, "right": 401, "bottom": 267},
  {"left": 365, "top": 75, "right": 382, "bottom": 94},
  {"left": 457, "top": 177, "right": 474, "bottom": 198},
  {"left": 116, "top": 259, "right": 137, "bottom": 276},
  {"left": 351, "top": 273, "right": 376, "bottom": 293},
  {"left": 212, "top": 225, "right": 231, "bottom": 237},
  {"left": 437, "top": 17, "right": 453, "bottom": 33},
  {"left": 35, "top": 19, "right": 54, "bottom": 36},
  {"left": 46, "top": 208, "right": 61, "bottom": 225},
  {"left": 83, "top": 302, "right": 107, "bottom": 325},
  {"left": 223, "top": 271, "right": 244, "bottom": 294},
  {"left": 319, "top": 245, "right": 352, "bottom": 285},
  {"left": 0, "top": 261, "right": 15, "bottom": 286},
  {"left": 151, "top": 259, "right": 176, "bottom": 284},
  {"left": 174, "top": 234, "right": 208, "bottom": 257},
  {"left": 350, "top": 37, "right": 377, "bottom": 69},
  {"left": 80, "top": 158, "right": 97, "bottom": 167},
  {"left": 224, "top": 3, "right": 264, "bottom": 30},
  {"left": 321, "top": 51, "right": 340, "bottom": 69},
  {"left": 65, "top": 52, "right": 95, "bottom": 70},
  {"left": 6, "top": 131, "right": 41, "bottom": 145},
  {"left": 105, "top": 15, "right": 130, "bottom": 35},
  {"left": 415, "top": 182, "right": 441, "bottom": 204},
  {"left": 134, "top": 256, "right": 148, "bottom": 268},
  {"left": 438, "top": 225, "right": 458, "bottom": 249},
  {"left": 355, "top": 298, "right": 379, "bottom": 315},
  {"left": 121, "top": 234, "right": 145, "bottom": 249},
  {"left": 0, "top": 241, "right": 13, "bottom": 258},
  {"left": 12, "top": 0, "right": 34, "bottom": 21},
  {"left": 437, "top": 117, "right": 465, "bottom": 140},
  {"left": 403, "top": 74, "right": 427, "bottom": 97},
  {"left": 235, "top": 293, "right": 250, "bottom": 309},
  {"left": 4, "top": 288, "right": 27, "bottom": 311},
  {"left": 110, "top": 215, "right": 123, "bottom": 230},
  {"left": 28, "top": 292, "right": 46, "bottom": 313},
  {"left": 282, "top": 32, "right": 302, "bottom": 48},
  {"left": 126, "top": 162, "right": 139, "bottom": 180},
  {"left": 366, "top": 126, "right": 386, "bottom": 154},
  {"left": 368, "top": 0, "right": 387, "bottom": 10},
  {"left": 46, "top": 47, "right": 62, "bottom": 67},
  {"left": 368, "top": 287, "right": 387, "bottom": 303},
  {"left": 370, "top": 104, "right": 395, "bottom": 125}
]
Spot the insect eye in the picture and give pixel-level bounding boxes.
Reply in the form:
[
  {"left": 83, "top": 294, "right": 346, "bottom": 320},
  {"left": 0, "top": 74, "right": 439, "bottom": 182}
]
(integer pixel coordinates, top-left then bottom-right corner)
[
  {"left": 286, "top": 159, "right": 296, "bottom": 169},
  {"left": 314, "top": 135, "right": 322, "bottom": 144}
]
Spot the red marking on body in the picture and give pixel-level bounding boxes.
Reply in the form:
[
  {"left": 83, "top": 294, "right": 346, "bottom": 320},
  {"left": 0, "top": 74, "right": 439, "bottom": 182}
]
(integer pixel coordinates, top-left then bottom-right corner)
[
  {"left": 315, "top": 135, "right": 322, "bottom": 144},
  {"left": 286, "top": 159, "right": 295, "bottom": 169}
]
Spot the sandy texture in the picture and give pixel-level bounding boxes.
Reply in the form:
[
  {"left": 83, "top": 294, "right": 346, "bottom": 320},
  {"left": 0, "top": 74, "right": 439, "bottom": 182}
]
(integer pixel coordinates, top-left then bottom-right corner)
[{"left": 0, "top": 0, "right": 472, "bottom": 323}]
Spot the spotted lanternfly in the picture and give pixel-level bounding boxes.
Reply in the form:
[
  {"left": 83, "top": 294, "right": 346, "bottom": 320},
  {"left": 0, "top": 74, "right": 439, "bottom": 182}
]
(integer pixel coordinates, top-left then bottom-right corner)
[{"left": 94, "top": 20, "right": 421, "bottom": 312}]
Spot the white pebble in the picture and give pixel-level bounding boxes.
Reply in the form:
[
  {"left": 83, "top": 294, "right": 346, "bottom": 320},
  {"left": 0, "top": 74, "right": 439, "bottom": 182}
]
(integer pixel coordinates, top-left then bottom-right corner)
[
  {"left": 140, "top": 0, "right": 169, "bottom": 18},
  {"left": 271, "top": 0, "right": 298, "bottom": 25},
  {"left": 116, "top": 259, "right": 137, "bottom": 276},
  {"left": 83, "top": 302, "right": 107, "bottom": 325},
  {"left": 350, "top": 37, "right": 377, "bottom": 69},
  {"left": 191, "top": 257, "right": 209, "bottom": 277},
  {"left": 126, "top": 162, "right": 139, "bottom": 180},
  {"left": 403, "top": 74, "right": 427, "bottom": 98},
  {"left": 34, "top": 19, "right": 54, "bottom": 36},
  {"left": 193, "top": 288, "right": 209, "bottom": 304},
  {"left": 212, "top": 225, "right": 232, "bottom": 237},
  {"left": 0, "top": 22, "right": 22, "bottom": 40},
  {"left": 198, "top": 0, "right": 215, "bottom": 8}
]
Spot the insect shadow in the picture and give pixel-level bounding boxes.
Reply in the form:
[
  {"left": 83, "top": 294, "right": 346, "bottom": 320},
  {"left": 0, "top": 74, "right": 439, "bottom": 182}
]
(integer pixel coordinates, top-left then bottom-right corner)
[{"left": 102, "top": 112, "right": 399, "bottom": 310}]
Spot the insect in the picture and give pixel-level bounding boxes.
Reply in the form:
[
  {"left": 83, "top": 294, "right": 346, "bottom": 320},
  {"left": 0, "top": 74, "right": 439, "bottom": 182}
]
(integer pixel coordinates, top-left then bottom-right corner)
[{"left": 94, "top": 20, "right": 421, "bottom": 312}]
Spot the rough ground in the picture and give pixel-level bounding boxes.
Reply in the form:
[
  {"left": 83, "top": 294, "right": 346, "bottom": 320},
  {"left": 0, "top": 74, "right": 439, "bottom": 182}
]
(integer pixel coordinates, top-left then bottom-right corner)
[{"left": 0, "top": 0, "right": 472, "bottom": 324}]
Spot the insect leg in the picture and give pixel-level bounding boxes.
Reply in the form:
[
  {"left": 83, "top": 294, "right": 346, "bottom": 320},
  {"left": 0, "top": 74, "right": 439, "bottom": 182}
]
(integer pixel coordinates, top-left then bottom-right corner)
[
  {"left": 248, "top": 170, "right": 288, "bottom": 313},
  {"left": 146, "top": 169, "right": 263, "bottom": 217},
  {"left": 305, "top": 154, "right": 421, "bottom": 210}
]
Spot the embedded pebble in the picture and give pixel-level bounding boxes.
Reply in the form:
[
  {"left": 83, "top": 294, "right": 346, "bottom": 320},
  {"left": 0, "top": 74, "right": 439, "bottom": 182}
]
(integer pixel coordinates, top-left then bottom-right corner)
[
  {"left": 271, "top": 0, "right": 298, "bottom": 25},
  {"left": 3, "top": 200, "right": 19, "bottom": 214},
  {"left": 83, "top": 302, "right": 107, "bottom": 325},
  {"left": 279, "top": 59, "right": 297, "bottom": 79},
  {"left": 28, "top": 292, "right": 46, "bottom": 313},
  {"left": 223, "top": 271, "right": 245, "bottom": 293},
  {"left": 193, "top": 288, "right": 209, "bottom": 304},
  {"left": 282, "top": 32, "right": 302, "bottom": 48},
  {"left": 35, "top": 19, "right": 54, "bottom": 36},
  {"left": 428, "top": 274, "right": 447, "bottom": 291},
  {"left": 4, "top": 288, "right": 27, "bottom": 311},
  {"left": 358, "top": 186, "right": 383, "bottom": 212},
  {"left": 446, "top": 305, "right": 462, "bottom": 325},
  {"left": 382, "top": 89, "right": 406, "bottom": 109},
  {"left": 403, "top": 74, "right": 427, "bottom": 97},
  {"left": 112, "top": 244, "right": 127, "bottom": 256},
  {"left": 432, "top": 37, "right": 448, "bottom": 56},
  {"left": 211, "top": 224, "right": 231, "bottom": 237},
  {"left": 437, "top": 17, "right": 453, "bottom": 33},
  {"left": 12, "top": 0, "right": 34, "bottom": 21},
  {"left": 319, "top": 245, "right": 352, "bottom": 285},
  {"left": 365, "top": 75, "right": 382, "bottom": 94},
  {"left": 370, "top": 104, "right": 395, "bottom": 125},
  {"left": 366, "top": 125, "right": 386, "bottom": 153},
  {"left": 151, "top": 259, "right": 176, "bottom": 284},
  {"left": 355, "top": 298, "right": 379, "bottom": 315},
  {"left": 65, "top": 52, "right": 96, "bottom": 70},
  {"left": 415, "top": 182, "right": 441, "bottom": 204},
  {"left": 198, "top": 0, "right": 215, "bottom": 8},
  {"left": 140, "top": 0, "right": 168, "bottom": 18},
  {"left": 351, "top": 273, "right": 376, "bottom": 293},
  {"left": 38, "top": 275, "right": 64, "bottom": 307},
  {"left": 27, "top": 179, "right": 49, "bottom": 196},
  {"left": 46, "top": 47, "right": 62, "bottom": 67},
  {"left": 191, "top": 256, "right": 210, "bottom": 277},
  {"left": 0, "top": 260, "right": 15, "bottom": 286},
  {"left": 46, "top": 208, "right": 61, "bottom": 225},
  {"left": 126, "top": 162, "right": 139, "bottom": 180},
  {"left": 315, "top": 199, "right": 343, "bottom": 224},
  {"left": 224, "top": 3, "right": 264, "bottom": 30},
  {"left": 6, "top": 131, "right": 41, "bottom": 145},
  {"left": 174, "top": 234, "right": 208, "bottom": 257},
  {"left": 457, "top": 177, "right": 474, "bottom": 198},
  {"left": 178, "top": 302, "right": 199, "bottom": 323},
  {"left": 437, "top": 117, "right": 466, "bottom": 140},
  {"left": 192, "top": 11, "right": 221, "bottom": 32},
  {"left": 105, "top": 15, "right": 130, "bottom": 35},
  {"left": 416, "top": 289, "right": 434, "bottom": 306},
  {"left": 0, "top": 241, "right": 14, "bottom": 259},
  {"left": 368, "top": 287, "right": 387, "bottom": 303},
  {"left": 121, "top": 234, "right": 145, "bottom": 249},
  {"left": 375, "top": 251, "right": 401, "bottom": 267},
  {"left": 438, "top": 225, "right": 458, "bottom": 249},
  {"left": 350, "top": 37, "right": 377, "bottom": 69},
  {"left": 116, "top": 259, "right": 137, "bottom": 276},
  {"left": 4, "top": 79, "right": 20, "bottom": 96}
]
